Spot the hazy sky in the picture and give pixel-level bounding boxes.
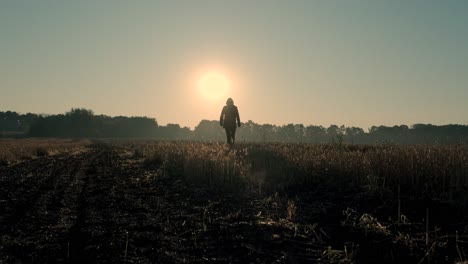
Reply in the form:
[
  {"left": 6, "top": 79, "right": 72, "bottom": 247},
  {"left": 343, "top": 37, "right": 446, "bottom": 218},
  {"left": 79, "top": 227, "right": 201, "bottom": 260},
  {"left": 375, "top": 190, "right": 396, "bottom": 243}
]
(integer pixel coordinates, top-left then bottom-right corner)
[{"left": 1, "top": 1, "right": 467, "bottom": 129}]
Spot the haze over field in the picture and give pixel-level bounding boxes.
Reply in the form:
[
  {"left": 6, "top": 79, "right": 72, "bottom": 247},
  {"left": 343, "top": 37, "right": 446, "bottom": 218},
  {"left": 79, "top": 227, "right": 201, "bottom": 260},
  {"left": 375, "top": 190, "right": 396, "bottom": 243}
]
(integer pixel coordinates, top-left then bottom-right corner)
[{"left": 1, "top": 1, "right": 467, "bottom": 129}]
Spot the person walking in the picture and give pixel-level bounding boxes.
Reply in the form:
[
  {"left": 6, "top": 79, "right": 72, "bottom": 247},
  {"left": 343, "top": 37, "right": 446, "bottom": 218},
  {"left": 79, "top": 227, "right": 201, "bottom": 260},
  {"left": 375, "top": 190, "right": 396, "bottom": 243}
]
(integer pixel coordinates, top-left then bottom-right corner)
[{"left": 220, "top": 98, "right": 241, "bottom": 144}]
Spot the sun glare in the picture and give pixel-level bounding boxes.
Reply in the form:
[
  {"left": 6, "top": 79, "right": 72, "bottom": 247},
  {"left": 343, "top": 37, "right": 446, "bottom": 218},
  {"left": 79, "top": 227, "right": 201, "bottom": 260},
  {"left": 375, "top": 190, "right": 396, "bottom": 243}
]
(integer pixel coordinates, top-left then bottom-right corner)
[{"left": 199, "top": 72, "right": 229, "bottom": 100}]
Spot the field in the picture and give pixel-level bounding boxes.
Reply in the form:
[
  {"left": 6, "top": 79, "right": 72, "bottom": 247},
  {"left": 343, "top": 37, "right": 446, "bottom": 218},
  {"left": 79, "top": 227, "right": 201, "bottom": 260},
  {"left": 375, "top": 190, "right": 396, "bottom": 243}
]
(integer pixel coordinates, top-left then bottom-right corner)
[{"left": 1, "top": 139, "right": 468, "bottom": 263}]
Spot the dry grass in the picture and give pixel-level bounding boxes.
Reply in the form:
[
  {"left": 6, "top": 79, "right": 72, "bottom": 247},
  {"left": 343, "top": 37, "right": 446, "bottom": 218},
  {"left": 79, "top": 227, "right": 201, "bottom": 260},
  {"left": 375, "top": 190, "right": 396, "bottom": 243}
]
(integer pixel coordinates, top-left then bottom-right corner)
[
  {"left": 132, "top": 141, "right": 249, "bottom": 190},
  {"left": 0, "top": 138, "right": 91, "bottom": 165},
  {"left": 260, "top": 144, "right": 468, "bottom": 199},
  {"left": 125, "top": 141, "right": 468, "bottom": 202}
]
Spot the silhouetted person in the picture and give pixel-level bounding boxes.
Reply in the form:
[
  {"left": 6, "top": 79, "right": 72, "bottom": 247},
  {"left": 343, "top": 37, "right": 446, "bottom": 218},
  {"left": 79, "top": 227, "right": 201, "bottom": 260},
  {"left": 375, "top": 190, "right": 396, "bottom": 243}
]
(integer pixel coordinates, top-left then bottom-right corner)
[{"left": 220, "top": 98, "right": 241, "bottom": 144}]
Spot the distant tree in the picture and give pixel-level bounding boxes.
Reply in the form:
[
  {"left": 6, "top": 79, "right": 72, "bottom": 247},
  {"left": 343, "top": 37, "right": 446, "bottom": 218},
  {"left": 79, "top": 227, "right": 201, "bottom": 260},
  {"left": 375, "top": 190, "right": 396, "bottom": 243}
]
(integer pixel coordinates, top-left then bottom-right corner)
[
  {"left": 194, "top": 120, "right": 224, "bottom": 141},
  {"left": 304, "top": 125, "right": 326, "bottom": 143},
  {"left": 1, "top": 108, "right": 466, "bottom": 143},
  {"left": 260, "top": 124, "right": 277, "bottom": 143},
  {"left": 345, "top": 127, "right": 364, "bottom": 144},
  {"left": 159, "top": 123, "right": 192, "bottom": 139}
]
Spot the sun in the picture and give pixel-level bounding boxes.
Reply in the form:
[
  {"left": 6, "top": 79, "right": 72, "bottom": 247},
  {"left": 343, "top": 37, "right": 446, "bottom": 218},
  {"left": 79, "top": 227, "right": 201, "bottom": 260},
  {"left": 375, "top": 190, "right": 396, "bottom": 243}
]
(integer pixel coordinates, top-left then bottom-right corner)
[{"left": 199, "top": 72, "right": 229, "bottom": 100}]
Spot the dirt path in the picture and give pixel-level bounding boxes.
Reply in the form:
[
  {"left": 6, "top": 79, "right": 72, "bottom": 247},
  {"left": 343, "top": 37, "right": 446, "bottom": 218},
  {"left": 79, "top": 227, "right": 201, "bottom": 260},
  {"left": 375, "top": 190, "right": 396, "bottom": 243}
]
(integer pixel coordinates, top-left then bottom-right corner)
[{"left": 0, "top": 146, "right": 101, "bottom": 262}]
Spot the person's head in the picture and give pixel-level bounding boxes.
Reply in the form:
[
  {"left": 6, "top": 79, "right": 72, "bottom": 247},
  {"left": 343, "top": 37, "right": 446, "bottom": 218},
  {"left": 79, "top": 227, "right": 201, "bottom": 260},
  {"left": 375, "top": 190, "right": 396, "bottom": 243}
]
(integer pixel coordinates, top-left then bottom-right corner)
[{"left": 226, "top": 98, "right": 234, "bottom": 105}]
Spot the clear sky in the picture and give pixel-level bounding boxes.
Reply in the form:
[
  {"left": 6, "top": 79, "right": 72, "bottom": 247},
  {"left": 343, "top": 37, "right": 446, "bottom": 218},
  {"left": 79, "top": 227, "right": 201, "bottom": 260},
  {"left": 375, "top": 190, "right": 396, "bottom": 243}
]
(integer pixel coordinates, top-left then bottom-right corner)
[{"left": 1, "top": 1, "right": 467, "bottom": 129}]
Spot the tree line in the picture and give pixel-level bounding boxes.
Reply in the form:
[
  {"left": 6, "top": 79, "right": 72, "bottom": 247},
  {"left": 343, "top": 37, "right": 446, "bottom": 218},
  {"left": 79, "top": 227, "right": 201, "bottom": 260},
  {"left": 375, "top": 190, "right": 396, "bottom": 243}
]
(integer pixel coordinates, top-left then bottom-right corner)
[{"left": 1, "top": 109, "right": 468, "bottom": 144}]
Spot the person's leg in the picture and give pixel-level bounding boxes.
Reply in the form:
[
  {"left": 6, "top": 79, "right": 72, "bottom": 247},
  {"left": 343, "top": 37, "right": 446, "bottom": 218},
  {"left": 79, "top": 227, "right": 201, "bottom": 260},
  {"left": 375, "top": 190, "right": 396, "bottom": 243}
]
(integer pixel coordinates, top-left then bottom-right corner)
[
  {"left": 225, "top": 128, "right": 231, "bottom": 144},
  {"left": 227, "top": 128, "right": 236, "bottom": 144},
  {"left": 231, "top": 127, "right": 236, "bottom": 143}
]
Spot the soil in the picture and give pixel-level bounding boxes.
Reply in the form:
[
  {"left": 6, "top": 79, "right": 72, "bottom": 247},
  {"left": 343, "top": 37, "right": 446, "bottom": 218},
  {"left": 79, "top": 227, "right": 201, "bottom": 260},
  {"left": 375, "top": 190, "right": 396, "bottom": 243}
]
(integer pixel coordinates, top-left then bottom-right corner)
[{"left": 1, "top": 143, "right": 467, "bottom": 263}]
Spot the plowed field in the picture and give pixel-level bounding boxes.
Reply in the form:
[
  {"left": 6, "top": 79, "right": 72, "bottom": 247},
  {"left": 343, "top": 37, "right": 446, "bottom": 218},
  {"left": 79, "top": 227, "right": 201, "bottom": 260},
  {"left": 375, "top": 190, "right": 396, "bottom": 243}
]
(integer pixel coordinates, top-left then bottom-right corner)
[{"left": 1, "top": 141, "right": 467, "bottom": 263}]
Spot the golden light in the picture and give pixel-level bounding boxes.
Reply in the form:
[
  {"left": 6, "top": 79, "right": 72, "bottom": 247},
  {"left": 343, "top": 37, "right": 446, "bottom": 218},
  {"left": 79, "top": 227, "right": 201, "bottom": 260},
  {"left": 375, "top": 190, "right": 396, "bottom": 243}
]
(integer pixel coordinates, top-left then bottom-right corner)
[{"left": 198, "top": 72, "right": 230, "bottom": 100}]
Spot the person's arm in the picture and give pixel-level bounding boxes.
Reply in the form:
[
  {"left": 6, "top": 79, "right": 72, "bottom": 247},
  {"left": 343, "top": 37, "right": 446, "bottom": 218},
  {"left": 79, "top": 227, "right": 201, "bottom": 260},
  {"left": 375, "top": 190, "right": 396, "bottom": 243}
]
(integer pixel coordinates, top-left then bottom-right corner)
[
  {"left": 236, "top": 107, "right": 241, "bottom": 127},
  {"left": 220, "top": 107, "right": 225, "bottom": 126}
]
